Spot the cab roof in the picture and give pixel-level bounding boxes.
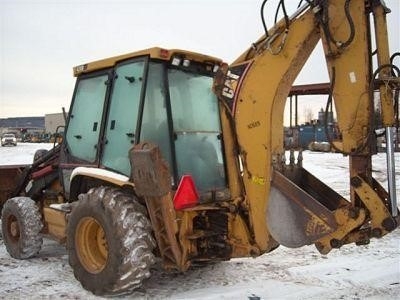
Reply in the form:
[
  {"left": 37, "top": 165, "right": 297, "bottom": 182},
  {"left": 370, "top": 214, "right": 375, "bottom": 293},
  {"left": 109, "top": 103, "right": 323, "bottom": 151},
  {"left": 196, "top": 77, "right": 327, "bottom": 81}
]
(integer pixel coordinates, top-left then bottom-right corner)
[{"left": 73, "top": 47, "right": 223, "bottom": 77}]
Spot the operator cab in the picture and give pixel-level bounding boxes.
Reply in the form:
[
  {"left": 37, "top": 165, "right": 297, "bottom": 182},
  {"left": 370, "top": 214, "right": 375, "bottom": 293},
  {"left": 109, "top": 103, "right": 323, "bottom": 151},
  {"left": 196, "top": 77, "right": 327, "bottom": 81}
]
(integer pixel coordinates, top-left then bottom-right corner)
[{"left": 62, "top": 48, "right": 226, "bottom": 196}]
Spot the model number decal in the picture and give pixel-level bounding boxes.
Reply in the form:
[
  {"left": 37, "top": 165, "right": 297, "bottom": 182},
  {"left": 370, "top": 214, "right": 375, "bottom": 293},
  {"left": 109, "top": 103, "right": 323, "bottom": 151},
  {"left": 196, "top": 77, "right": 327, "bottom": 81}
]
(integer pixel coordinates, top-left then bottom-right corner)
[{"left": 248, "top": 121, "right": 261, "bottom": 129}]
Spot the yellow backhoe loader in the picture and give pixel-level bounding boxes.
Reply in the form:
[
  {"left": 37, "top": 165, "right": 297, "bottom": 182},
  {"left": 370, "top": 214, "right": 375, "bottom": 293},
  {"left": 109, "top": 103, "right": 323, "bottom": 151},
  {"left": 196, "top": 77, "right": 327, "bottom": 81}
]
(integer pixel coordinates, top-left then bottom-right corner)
[{"left": 0, "top": 0, "right": 398, "bottom": 295}]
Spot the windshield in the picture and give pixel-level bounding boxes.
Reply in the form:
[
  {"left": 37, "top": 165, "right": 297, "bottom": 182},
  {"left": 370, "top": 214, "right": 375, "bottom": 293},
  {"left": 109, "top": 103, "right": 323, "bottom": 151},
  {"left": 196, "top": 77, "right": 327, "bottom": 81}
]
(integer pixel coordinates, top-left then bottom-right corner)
[{"left": 3, "top": 134, "right": 15, "bottom": 138}]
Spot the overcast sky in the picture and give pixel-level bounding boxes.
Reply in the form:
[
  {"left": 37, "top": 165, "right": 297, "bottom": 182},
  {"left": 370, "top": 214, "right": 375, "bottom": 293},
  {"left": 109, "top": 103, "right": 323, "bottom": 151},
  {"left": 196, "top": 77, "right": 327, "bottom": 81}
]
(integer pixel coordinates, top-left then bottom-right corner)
[{"left": 1, "top": 0, "right": 399, "bottom": 120}]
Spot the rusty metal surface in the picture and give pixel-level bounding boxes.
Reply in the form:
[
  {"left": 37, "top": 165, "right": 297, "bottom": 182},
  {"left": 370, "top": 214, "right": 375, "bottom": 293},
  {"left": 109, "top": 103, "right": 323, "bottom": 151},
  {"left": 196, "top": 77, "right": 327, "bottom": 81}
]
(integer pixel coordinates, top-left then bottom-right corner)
[
  {"left": 0, "top": 165, "right": 28, "bottom": 210},
  {"left": 289, "top": 82, "right": 330, "bottom": 96},
  {"left": 129, "top": 142, "right": 171, "bottom": 197},
  {"left": 145, "top": 194, "right": 185, "bottom": 271},
  {"left": 283, "top": 167, "right": 348, "bottom": 211},
  {"left": 272, "top": 169, "right": 338, "bottom": 228},
  {"left": 288, "top": 80, "right": 398, "bottom": 97},
  {"left": 13, "top": 145, "right": 61, "bottom": 199},
  {"left": 129, "top": 142, "right": 185, "bottom": 270}
]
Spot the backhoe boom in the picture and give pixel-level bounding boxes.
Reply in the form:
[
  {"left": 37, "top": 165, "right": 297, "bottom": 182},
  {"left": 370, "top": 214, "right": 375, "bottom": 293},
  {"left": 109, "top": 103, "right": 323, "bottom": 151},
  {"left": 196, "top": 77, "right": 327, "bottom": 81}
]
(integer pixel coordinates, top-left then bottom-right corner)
[{"left": 214, "top": 0, "right": 399, "bottom": 253}]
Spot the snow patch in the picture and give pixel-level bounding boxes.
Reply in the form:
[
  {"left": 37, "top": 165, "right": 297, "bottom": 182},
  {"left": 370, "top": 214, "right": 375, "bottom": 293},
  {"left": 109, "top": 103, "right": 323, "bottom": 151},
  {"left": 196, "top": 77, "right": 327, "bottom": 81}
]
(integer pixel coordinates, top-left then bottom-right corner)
[{"left": 0, "top": 144, "right": 399, "bottom": 299}]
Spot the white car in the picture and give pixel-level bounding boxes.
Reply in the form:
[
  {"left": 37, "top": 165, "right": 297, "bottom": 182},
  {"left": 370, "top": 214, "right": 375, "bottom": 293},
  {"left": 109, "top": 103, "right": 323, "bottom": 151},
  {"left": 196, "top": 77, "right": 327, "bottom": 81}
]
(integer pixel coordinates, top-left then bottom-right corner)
[{"left": 1, "top": 133, "right": 17, "bottom": 146}]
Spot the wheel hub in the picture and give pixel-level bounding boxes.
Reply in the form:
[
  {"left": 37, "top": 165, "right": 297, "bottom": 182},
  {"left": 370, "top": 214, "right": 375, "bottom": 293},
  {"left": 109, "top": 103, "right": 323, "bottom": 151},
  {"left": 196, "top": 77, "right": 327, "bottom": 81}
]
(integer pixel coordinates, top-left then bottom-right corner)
[
  {"left": 75, "top": 217, "right": 109, "bottom": 274},
  {"left": 7, "top": 215, "right": 20, "bottom": 241}
]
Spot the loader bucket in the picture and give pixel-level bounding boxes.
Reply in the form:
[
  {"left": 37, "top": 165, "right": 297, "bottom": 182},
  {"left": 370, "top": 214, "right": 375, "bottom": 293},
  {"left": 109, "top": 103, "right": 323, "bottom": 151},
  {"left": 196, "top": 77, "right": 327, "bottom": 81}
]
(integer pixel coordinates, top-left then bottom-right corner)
[
  {"left": 0, "top": 165, "right": 28, "bottom": 212},
  {"left": 267, "top": 167, "right": 349, "bottom": 248}
]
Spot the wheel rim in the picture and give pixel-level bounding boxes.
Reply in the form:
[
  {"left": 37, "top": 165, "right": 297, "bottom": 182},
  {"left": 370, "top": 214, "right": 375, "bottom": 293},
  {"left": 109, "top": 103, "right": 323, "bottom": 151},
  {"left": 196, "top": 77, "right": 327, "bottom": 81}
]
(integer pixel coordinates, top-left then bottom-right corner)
[
  {"left": 7, "top": 215, "right": 20, "bottom": 242},
  {"left": 75, "top": 217, "right": 108, "bottom": 274}
]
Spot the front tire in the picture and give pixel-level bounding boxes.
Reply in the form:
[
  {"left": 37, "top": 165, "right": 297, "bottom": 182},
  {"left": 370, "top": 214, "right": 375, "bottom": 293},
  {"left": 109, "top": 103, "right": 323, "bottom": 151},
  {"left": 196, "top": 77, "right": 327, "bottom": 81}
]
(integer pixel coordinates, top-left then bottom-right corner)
[
  {"left": 67, "top": 186, "right": 156, "bottom": 296},
  {"left": 33, "top": 149, "right": 48, "bottom": 162},
  {"left": 1, "top": 197, "right": 43, "bottom": 259}
]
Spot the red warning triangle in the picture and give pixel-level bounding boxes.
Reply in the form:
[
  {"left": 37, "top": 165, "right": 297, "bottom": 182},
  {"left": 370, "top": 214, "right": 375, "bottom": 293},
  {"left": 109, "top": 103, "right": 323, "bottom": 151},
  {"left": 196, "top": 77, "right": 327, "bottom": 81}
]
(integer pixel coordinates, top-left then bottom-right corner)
[{"left": 173, "top": 175, "right": 199, "bottom": 210}]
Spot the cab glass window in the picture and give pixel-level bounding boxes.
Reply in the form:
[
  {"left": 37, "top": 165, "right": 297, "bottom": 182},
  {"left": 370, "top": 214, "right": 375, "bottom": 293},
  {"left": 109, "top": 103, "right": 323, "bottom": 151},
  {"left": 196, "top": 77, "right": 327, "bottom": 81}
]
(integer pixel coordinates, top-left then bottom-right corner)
[
  {"left": 168, "top": 69, "right": 226, "bottom": 191},
  {"left": 140, "top": 62, "right": 172, "bottom": 170},
  {"left": 101, "top": 59, "right": 146, "bottom": 175},
  {"left": 66, "top": 74, "right": 108, "bottom": 162}
]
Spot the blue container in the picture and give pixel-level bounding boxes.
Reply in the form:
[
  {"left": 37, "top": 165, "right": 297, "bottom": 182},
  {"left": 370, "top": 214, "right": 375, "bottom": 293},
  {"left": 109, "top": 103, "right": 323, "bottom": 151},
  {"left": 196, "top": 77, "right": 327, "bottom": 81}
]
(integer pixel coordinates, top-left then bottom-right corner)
[
  {"left": 298, "top": 125, "right": 315, "bottom": 148},
  {"left": 315, "top": 126, "right": 326, "bottom": 142}
]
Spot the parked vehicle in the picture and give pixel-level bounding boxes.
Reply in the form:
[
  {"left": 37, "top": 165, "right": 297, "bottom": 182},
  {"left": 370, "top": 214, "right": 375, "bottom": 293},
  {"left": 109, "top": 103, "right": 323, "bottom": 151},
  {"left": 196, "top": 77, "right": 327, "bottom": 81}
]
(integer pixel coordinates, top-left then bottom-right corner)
[{"left": 1, "top": 133, "right": 17, "bottom": 147}]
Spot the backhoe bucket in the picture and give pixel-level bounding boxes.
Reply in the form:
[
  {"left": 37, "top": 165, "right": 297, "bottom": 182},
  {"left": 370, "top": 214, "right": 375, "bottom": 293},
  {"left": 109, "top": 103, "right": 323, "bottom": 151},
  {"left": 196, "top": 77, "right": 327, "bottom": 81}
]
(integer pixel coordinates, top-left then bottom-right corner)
[
  {"left": 267, "top": 167, "right": 349, "bottom": 248},
  {"left": 0, "top": 165, "right": 28, "bottom": 212}
]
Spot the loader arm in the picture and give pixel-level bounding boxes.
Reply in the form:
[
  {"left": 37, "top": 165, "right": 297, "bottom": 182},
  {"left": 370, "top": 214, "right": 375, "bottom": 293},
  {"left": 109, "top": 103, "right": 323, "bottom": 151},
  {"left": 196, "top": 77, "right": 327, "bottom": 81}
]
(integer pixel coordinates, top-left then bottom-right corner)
[{"left": 214, "top": 0, "right": 399, "bottom": 254}]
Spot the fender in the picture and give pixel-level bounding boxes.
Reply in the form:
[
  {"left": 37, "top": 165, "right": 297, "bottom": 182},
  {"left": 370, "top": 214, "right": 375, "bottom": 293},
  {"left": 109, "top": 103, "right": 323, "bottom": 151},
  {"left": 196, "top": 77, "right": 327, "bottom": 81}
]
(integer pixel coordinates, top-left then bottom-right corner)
[{"left": 69, "top": 167, "right": 134, "bottom": 200}]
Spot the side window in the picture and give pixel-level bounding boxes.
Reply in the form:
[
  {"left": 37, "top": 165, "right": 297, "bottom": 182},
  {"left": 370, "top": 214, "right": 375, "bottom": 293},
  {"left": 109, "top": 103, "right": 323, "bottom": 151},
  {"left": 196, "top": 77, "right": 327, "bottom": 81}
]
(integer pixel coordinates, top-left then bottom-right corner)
[
  {"left": 140, "top": 62, "right": 172, "bottom": 170},
  {"left": 66, "top": 74, "right": 108, "bottom": 162},
  {"left": 101, "top": 60, "right": 145, "bottom": 175}
]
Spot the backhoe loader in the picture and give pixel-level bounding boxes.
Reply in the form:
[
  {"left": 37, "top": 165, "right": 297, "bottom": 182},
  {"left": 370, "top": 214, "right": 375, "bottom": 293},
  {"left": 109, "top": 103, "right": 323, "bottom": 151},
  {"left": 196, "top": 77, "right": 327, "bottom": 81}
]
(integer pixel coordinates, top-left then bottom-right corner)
[{"left": 0, "top": 0, "right": 399, "bottom": 295}]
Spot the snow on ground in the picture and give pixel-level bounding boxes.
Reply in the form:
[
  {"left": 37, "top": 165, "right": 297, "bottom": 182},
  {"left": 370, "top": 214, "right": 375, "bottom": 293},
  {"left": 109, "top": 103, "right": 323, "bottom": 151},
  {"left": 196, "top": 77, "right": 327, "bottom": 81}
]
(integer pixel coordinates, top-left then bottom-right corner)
[
  {"left": 0, "top": 142, "right": 54, "bottom": 165},
  {"left": 0, "top": 143, "right": 399, "bottom": 299}
]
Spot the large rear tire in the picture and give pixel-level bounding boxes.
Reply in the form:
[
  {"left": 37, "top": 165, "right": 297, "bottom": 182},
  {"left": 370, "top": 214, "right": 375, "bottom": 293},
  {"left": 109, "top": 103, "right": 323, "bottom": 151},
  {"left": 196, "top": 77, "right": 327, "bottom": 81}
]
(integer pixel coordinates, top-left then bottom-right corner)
[
  {"left": 67, "top": 186, "right": 156, "bottom": 296},
  {"left": 1, "top": 197, "right": 43, "bottom": 259}
]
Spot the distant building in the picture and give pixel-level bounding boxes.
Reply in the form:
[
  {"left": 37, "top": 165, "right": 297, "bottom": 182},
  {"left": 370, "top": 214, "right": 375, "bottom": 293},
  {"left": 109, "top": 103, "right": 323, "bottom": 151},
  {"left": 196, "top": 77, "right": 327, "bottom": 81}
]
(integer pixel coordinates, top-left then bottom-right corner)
[
  {"left": 45, "top": 113, "right": 66, "bottom": 134},
  {"left": 0, "top": 117, "right": 45, "bottom": 136},
  {"left": 0, "top": 117, "right": 44, "bottom": 128}
]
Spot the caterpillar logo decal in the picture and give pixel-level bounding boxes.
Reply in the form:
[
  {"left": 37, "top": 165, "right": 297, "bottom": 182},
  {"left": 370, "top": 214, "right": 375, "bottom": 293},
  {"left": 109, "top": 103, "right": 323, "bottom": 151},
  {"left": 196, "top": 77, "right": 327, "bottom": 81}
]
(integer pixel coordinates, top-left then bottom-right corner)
[
  {"left": 222, "top": 70, "right": 240, "bottom": 99},
  {"left": 214, "top": 62, "right": 252, "bottom": 114}
]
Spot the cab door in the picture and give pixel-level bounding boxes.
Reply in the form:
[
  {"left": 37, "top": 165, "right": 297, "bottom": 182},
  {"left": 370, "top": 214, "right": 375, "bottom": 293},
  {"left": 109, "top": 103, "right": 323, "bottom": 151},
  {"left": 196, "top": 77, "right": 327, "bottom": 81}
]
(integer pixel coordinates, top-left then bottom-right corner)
[
  {"left": 65, "top": 71, "right": 110, "bottom": 163},
  {"left": 101, "top": 58, "right": 147, "bottom": 176}
]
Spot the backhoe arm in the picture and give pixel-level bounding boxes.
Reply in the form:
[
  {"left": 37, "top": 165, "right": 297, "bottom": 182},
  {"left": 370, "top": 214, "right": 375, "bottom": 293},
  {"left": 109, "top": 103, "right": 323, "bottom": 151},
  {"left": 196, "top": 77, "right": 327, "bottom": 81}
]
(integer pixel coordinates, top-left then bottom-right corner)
[{"left": 214, "top": 0, "right": 399, "bottom": 254}]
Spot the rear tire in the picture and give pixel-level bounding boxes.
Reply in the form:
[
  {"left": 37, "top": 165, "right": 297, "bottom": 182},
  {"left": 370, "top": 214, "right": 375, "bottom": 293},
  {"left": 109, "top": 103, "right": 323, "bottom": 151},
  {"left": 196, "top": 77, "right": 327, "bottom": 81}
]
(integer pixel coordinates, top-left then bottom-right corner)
[
  {"left": 1, "top": 197, "right": 43, "bottom": 259},
  {"left": 67, "top": 186, "right": 156, "bottom": 295}
]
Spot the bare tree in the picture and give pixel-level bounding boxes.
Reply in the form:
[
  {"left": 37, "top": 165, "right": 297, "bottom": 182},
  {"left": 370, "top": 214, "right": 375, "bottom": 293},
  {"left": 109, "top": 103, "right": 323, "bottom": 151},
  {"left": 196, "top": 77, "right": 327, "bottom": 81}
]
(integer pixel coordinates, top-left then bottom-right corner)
[{"left": 303, "top": 107, "right": 314, "bottom": 124}]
